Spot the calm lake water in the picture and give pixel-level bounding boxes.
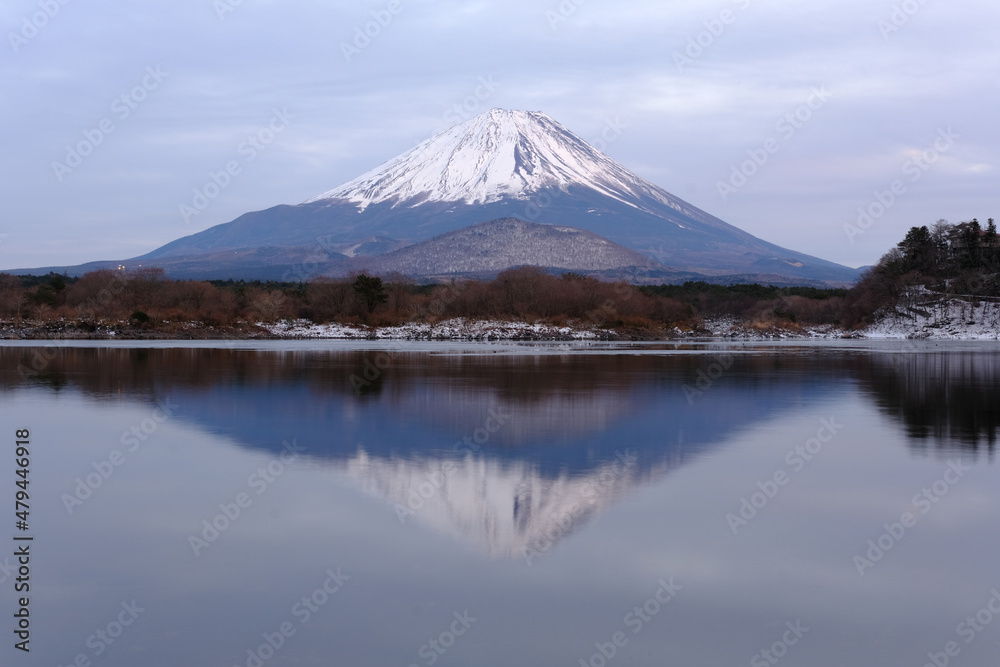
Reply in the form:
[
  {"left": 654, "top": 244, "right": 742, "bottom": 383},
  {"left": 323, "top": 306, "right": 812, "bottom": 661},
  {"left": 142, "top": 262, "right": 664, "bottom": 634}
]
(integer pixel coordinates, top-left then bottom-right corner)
[{"left": 1, "top": 340, "right": 999, "bottom": 667}]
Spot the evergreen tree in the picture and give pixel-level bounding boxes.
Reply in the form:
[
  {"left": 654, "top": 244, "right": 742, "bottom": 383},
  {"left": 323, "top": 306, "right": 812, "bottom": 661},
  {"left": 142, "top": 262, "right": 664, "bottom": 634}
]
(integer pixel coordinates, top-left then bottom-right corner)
[
  {"left": 352, "top": 274, "right": 388, "bottom": 314},
  {"left": 985, "top": 218, "right": 998, "bottom": 268},
  {"left": 897, "top": 225, "right": 935, "bottom": 273},
  {"left": 961, "top": 219, "right": 983, "bottom": 269}
]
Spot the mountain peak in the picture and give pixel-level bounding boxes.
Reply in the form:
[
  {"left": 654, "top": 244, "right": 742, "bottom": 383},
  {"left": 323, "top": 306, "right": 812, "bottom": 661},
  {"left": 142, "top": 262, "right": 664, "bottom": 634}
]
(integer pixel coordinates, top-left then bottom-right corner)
[
  {"left": 303, "top": 108, "right": 686, "bottom": 216},
  {"left": 78, "top": 109, "right": 861, "bottom": 286}
]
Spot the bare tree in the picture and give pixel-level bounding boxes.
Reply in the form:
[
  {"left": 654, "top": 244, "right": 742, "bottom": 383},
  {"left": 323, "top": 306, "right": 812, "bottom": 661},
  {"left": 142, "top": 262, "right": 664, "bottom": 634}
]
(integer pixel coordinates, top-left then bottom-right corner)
[{"left": 0, "top": 274, "right": 27, "bottom": 322}]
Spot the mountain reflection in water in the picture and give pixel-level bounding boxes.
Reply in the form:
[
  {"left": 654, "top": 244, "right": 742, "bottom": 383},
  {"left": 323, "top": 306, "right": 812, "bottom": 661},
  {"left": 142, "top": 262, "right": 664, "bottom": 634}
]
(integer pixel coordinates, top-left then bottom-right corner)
[{"left": 1, "top": 344, "right": 995, "bottom": 559}]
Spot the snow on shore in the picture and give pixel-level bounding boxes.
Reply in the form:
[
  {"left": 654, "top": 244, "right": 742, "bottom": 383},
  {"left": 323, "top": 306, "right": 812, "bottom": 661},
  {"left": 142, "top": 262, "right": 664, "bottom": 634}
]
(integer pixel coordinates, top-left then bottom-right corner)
[
  {"left": 2, "top": 308, "right": 995, "bottom": 341},
  {"left": 260, "top": 301, "right": 999, "bottom": 341},
  {"left": 261, "top": 318, "right": 605, "bottom": 340},
  {"left": 863, "top": 297, "right": 1000, "bottom": 340}
]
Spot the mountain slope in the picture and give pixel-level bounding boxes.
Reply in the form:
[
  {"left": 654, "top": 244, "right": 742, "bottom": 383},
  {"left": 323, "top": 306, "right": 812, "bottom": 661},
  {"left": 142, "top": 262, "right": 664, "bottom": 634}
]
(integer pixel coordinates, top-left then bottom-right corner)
[
  {"left": 137, "top": 109, "right": 857, "bottom": 284},
  {"left": 10, "top": 109, "right": 860, "bottom": 284},
  {"left": 358, "top": 218, "right": 668, "bottom": 278}
]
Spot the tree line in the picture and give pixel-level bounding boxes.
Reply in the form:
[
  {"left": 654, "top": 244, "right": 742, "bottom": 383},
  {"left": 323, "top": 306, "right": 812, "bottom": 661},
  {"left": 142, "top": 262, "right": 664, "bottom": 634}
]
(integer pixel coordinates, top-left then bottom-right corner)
[
  {"left": 1, "top": 218, "right": 993, "bottom": 333},
  {"left": 840, "top": 218, "right": 999, "bottom": 328},
  {"left": 0, "top": 266, "right": 844, "bottom": 332}
]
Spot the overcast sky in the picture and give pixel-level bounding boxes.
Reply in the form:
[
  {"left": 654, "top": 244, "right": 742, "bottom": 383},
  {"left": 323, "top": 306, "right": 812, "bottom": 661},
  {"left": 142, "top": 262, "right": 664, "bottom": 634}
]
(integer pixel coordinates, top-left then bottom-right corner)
[{"left": 2, "top": 0, "right": 997, "bottom": 270}]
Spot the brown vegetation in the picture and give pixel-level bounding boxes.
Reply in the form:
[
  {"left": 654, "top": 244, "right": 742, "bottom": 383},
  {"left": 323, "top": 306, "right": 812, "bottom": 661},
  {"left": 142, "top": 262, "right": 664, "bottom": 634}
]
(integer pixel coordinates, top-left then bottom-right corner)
[{"left": 0, "top": 257, "right": 902, "bottom": 337}]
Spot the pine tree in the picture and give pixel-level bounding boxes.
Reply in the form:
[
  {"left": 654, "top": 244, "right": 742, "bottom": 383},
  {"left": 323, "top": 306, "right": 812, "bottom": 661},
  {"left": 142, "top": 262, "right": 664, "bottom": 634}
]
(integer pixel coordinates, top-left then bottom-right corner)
[
  {"left": 352, "top": 274, "right": 388, "bottom": 314},
  {"left": 985, "top": 218, "right": 998, "bottom": 269}
]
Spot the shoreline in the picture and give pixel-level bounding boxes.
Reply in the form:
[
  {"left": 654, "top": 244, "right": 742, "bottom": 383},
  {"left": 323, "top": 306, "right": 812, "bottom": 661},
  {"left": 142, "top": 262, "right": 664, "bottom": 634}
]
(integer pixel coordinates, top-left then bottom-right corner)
[{"left": 1, "top": 315, "right": 996, "bottom": 341}]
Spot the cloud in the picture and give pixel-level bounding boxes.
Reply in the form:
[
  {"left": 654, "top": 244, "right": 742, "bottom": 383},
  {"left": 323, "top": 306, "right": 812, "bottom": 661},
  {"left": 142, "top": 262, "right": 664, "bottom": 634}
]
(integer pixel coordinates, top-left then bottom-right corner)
[{"left": 1, "top": 0, "right": 998, "bottom": 268}]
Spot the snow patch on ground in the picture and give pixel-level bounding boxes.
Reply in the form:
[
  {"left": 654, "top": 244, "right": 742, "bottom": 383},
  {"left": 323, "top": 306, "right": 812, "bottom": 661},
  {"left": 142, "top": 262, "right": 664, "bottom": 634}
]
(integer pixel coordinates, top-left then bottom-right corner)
[
  {"left": 701, "top": 297, "right": 1000, "bottom": 341},
  {"left": 863, "top": 298, "right": 1000, "bottom": 340},
  {"left": 262, "top": 318, "right": 608, "bottom": 340},
  {"left": 259, "top": 296, "right": 1000, "bottom": 341},
  {"left": 261, "top": 305, "right": 999, "bottom": 341},
  {"left": 698, "top": 317, "right": 842, "bottom": 339}
]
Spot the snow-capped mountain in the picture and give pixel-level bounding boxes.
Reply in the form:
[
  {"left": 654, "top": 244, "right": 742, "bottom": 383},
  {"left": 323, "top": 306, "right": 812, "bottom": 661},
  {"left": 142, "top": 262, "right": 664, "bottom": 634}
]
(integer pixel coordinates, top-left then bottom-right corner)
[
  {"left": 12, "top": 109, "right": 860, "bottom": 284},
  {"left": 306, "top": 109, "right": 702, "bottom": 221}
]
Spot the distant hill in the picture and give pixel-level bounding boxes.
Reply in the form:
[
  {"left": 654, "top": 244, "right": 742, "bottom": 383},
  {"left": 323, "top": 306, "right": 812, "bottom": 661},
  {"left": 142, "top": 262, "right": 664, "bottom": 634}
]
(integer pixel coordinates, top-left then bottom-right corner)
[{"left": 354, "top": 218, "right": 686, "bottom": 281}]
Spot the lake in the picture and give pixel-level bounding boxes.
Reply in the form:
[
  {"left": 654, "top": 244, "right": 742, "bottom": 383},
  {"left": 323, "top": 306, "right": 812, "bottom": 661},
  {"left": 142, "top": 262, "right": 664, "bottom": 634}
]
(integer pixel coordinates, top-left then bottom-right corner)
[{"left": 1, "top": 340, "right": 998, "bottom": 667}]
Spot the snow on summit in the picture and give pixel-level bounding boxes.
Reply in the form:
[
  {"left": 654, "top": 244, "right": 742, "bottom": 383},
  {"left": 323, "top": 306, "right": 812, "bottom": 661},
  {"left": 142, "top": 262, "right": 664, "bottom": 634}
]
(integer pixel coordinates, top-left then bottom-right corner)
[{"left": 304, "top": 109, "right": 690, "bottom": 216}]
